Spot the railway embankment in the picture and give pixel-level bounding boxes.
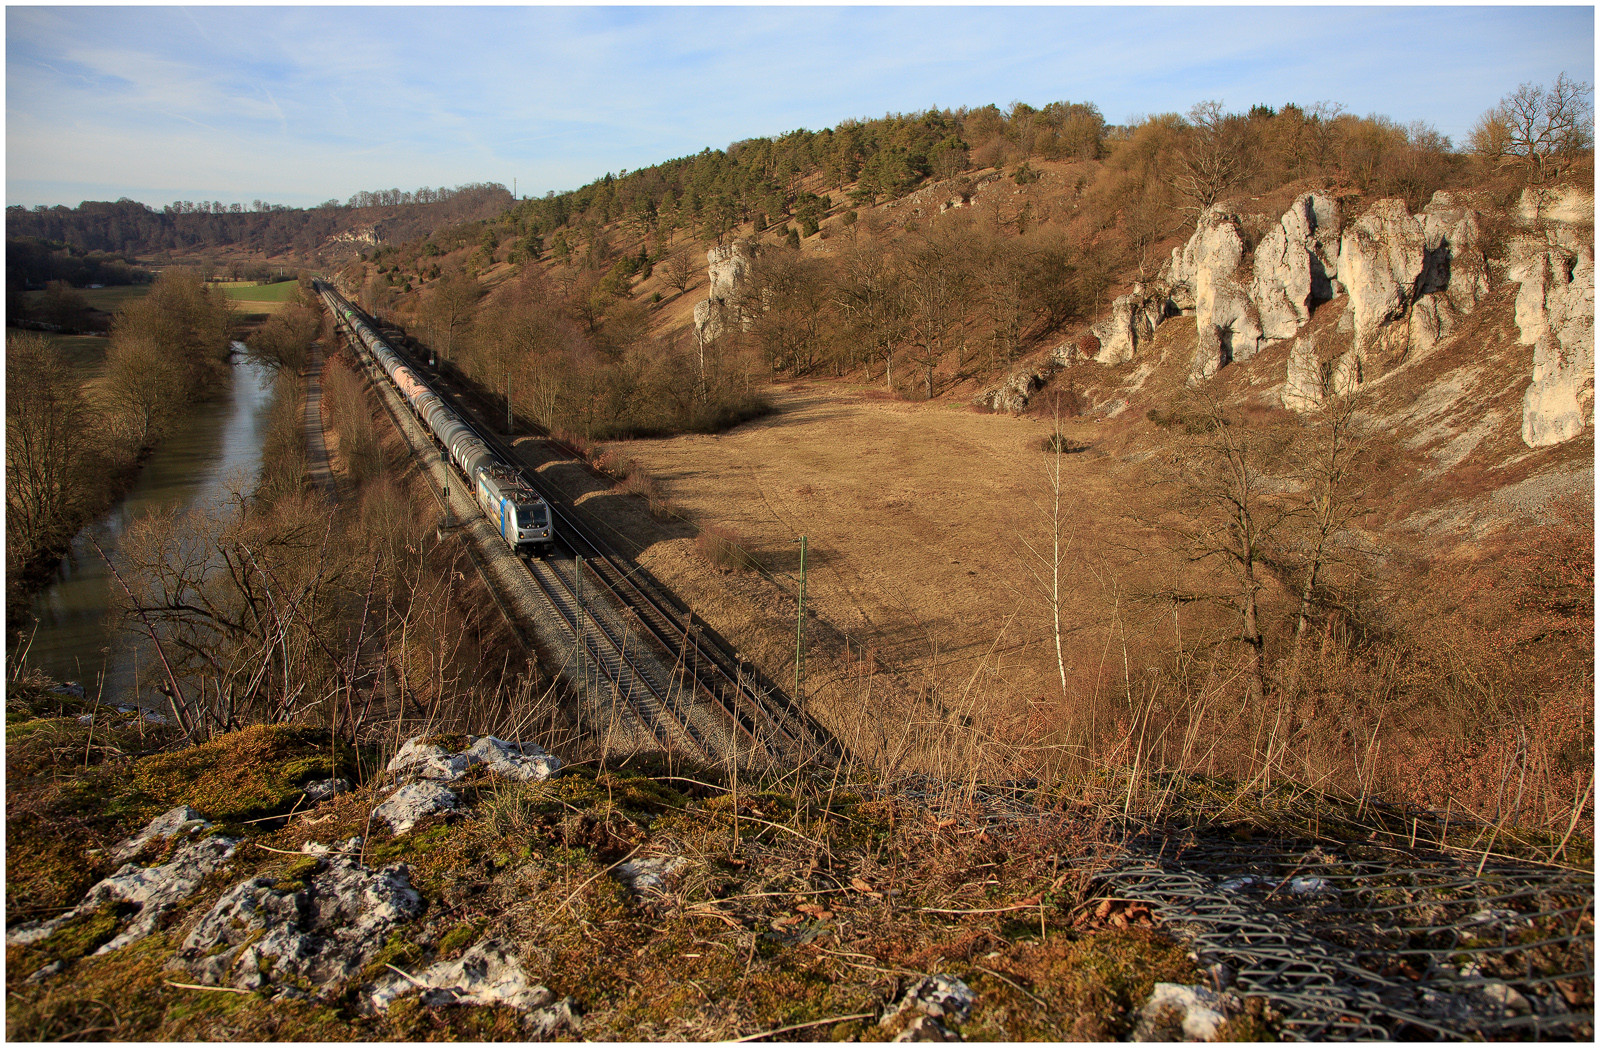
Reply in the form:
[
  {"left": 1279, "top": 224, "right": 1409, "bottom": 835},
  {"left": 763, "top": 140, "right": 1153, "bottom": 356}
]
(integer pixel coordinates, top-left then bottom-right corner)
[
  {"left": 345, "top": 316, "right": 673, "bottom": 757},
  {"left": 328, "top": 290, "right": 826, "bottom": 769}
]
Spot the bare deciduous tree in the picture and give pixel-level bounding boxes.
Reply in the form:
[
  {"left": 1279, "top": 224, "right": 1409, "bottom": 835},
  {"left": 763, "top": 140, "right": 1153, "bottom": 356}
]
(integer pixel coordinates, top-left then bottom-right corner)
[
  {"left": 1471, "top": 73, "right": 1594, "bottom": 186},
  {"left": 419, "top": 266, "right": 481, "bottom": 362},
  {"left": 1158, "top": 392, "right": 1294, "bottom": 705},
  {"left": 6, "top": 333, "right": 90, "bottom": 564},
  {"left": 1171, "top": 101, "right": 1247, "bottom": 217},
  {"left": 662, "top": 249, "right": 697, "bottom": 294},
  {"left": 898, "top": 229, "right": 970, "bottom": 399}
]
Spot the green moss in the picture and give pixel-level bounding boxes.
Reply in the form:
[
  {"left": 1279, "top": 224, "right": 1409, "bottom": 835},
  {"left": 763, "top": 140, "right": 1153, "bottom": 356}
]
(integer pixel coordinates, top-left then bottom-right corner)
[
  {"left": 14, "top": 905, "right": 127, "bottom": 971},
  {"left": 368, "top": 822, "right": 454, "bottom": 865},
  {"left": 273, "top": 856, "right": 323, "bottom": 892},
  {"left": 361, "top": 929, "right": 424, "bottom": 982},
  {"left": 126, "top": 724, "right": 353, "bottom": 826},
  {"left": 436, "top": 921, "right": 479, "bottom": 958},
  {"left": 280, "top": 756, "right": 334, "bottom": 785}
]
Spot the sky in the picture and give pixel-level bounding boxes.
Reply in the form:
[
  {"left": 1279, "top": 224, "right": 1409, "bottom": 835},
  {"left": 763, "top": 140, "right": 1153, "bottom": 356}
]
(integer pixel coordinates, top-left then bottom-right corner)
[{"left": 6, "top": 4, "right": 1595, "bottom": 210}]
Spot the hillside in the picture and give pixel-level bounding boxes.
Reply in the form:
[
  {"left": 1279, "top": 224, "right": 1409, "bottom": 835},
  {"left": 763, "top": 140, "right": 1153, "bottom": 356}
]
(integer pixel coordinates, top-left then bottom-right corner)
[{"left": 320, "top": 93, "right": 1593, "bottom": 832}]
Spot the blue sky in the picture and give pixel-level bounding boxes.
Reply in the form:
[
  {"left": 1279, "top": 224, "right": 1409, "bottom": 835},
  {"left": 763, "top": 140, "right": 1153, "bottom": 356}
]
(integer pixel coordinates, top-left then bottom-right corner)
[{"left": 7, "top": 5, "right": 1594, "bottom": 210}]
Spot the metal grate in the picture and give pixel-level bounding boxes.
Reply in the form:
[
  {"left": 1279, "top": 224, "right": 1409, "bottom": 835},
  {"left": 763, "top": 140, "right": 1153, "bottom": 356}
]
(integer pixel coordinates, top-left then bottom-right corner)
[{"left": 1098, "top": 833, "right": 1594, "bottom": 1040}]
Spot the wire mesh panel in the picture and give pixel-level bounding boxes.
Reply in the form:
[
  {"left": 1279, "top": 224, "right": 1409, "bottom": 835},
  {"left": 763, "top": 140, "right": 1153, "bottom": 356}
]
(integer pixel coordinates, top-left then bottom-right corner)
[{"left": 1099, "top": 833, "right": 1593, "bottom": 1040}]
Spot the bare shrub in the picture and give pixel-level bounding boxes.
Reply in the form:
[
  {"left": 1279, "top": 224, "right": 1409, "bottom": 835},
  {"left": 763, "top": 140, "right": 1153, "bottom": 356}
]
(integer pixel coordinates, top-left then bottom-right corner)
[{"left": 696, "top": 525, "right": 757, "bottom": 572}]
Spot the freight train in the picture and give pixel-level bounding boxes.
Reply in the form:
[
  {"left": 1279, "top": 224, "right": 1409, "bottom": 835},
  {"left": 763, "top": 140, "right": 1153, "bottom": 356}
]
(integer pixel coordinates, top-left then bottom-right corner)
[{"left": 316, "top": 283, "right": 555, "bottom": 555}]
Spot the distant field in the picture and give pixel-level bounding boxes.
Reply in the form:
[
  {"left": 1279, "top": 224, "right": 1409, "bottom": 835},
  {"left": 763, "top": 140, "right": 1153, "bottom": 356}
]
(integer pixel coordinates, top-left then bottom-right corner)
[
  {"left": 23, "top": 284, "right": 150, "bottom": 314},
  {"left": 218, "top": 281, "right": 301, "bottom": 303},
  {"left": 40, "top": 332, "right": 113, "bottom": 374}
]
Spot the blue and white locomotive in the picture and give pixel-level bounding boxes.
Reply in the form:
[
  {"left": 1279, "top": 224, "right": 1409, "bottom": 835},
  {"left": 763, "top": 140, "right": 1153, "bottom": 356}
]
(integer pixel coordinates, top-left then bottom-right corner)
[{"left": 318, "top": 284, "right": 555, "bottom": 555}]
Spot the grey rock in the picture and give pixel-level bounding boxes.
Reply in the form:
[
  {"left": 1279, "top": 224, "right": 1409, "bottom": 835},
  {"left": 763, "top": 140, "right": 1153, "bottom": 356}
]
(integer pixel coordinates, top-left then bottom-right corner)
[
  {"left": 26, "top": 960, "right": 64, "bottom": 983},
  {"left": 464, "top": 736, "right": 562, "bottom": 782},
  {"left": 1132, "top": 982, "right": 1230, "bottom": 1041},
  {"left": 882, "top": 973, "right": 975, "bottom": 1040},
  {"left": 111, "top": 804, "right": 211, "bottom": 864},
  {"left": 893, "top": 1013, "right": 959, "bottom": 1041},
  {"left": 304, "top": 778, "right": 352, "bottom": 803},
  {"left": 1481, "top": 981, "right": 1533, "bottom": 1017},
  {"left": 1287, "top": 875, "right": 1336, "bottom": 897},
  {"left": 372, "top": 781, "right": 459, "bottom": 835},
  {"left": 369, "top": 939, "right": 577, "bottom": 1035},
  {"left": 388, "top": 735, "right": 562, "bottom": 788},
  {"left": 977, "top": 364, "right": 1051, "bottom": 414},
  {"left": 180, "top": 854, "right": 423, "bottom": 994},
  {"left": 611, "top": 856, "right": 690, "bottom": 897},
  {"left": 387, "top": 738, "right": 471, "bottom": 782},
  {"left": 6, "top": 806, "right": 237, "bottom": 953}
]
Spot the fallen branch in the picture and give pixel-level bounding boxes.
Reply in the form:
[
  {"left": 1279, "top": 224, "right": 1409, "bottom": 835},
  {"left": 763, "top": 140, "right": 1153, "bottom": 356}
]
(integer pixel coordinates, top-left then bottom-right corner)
[
  {"left": 163, "top": 980, "right": 254, "bottom": 996},
  {"left": 919, "top": 895, "right": 1042, "bottom": 915}
]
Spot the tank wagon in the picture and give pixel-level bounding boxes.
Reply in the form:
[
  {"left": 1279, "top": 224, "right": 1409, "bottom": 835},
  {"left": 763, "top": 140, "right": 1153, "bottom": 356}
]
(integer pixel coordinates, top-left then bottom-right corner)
[{"left": 316, "top": 283, "right": 554, "bottom": 555}]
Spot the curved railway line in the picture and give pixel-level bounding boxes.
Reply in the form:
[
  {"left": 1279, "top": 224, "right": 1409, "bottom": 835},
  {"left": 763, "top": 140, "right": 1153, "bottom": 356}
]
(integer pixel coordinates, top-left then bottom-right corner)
[{"left": 320, "top": 286, "right": 839, "bottom": 770}]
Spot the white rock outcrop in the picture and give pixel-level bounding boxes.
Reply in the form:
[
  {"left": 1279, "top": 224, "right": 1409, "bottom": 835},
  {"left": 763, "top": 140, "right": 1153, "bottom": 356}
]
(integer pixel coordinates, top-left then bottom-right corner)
[
  {"left": 1089, "top": 284, "right": 1170, "bottom": 364},
  {"left": 181, "top": 852, "right": 423, "bottom": 993},
  {"left": 6, "top": 806, "right": 238, "bottom": 954},
  {"left": 693, "top": 242, "right": 754, "bottom": 347},
  {"left": 1330, "top": 198, "right": 1426, "bottom": 390},
  {"left": 1164, "top": 207, "right": 1264, "bottom": 382},
  {"left": 977, "top": 363, "right": 1051, "bottom": 414},
  {"left": 1161, "top": 192, "right": 1341, "bottom": 383},
  {"left": 1511, "top": 230, "right": 1595, "bottom": 447},
  {"left": 1250, "top": 192, "right": 1342, "bottom": 342}
]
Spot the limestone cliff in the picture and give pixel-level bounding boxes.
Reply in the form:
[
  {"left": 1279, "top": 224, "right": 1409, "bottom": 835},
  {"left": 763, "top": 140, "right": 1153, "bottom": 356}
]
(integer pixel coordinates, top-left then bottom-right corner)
[
  {"left": 692, "top": 242, "right": 754, "bottom": 347},
  {"left": 1025, "top": 186, "right": 1590, "bottom": 449},
  {"left": 1512, "top": 227, "right": 1595, "bottom": 447}
]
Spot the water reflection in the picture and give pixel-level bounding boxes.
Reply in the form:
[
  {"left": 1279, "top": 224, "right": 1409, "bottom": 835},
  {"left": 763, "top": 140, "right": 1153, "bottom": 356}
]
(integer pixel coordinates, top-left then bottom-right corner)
[{"left": 21, "top": 348, "right": 274, "bottom": 705}]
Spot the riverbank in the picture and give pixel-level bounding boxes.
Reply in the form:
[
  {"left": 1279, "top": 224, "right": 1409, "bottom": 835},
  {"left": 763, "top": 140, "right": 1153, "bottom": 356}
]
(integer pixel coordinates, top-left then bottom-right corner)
[
  {"left": 7, "top": 273, "right": 241, "bottom": 637},
  {"left": 12, "top": 349, "right": 279, "bottom": 703}
]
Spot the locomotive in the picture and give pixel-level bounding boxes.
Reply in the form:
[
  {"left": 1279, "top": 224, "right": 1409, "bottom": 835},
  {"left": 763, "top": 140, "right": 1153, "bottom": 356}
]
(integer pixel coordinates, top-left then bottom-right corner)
[{"left": 318, "top": 284, "right": 555, "bottom": 555}]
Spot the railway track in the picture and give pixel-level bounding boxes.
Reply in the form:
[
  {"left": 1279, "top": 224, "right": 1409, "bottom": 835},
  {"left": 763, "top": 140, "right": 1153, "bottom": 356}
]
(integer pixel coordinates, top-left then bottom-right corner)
[
  {"left": 524, "top": 550, "right": 721, "bottom": 763},
  {"left": 324, "top": 289, "right": 839, "bottom": 769}
]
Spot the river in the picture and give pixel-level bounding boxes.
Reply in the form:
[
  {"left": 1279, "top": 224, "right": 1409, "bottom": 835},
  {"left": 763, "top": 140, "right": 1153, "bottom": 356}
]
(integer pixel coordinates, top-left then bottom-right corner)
[{"left": 19, "top": 348, "right": 275, "bottom": 705}]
